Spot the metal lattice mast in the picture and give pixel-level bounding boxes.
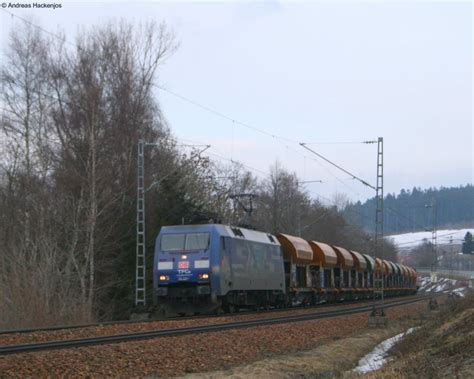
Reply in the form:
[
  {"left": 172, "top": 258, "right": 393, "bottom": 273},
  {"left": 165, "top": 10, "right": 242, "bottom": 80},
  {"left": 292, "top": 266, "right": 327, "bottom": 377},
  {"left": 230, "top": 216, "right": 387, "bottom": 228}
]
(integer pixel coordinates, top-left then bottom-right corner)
[
  {"left": 134, "top": 141, "right": 207, "bottom": 308},
  {"left": 374, "top": 137, "right": 384, "bottom": 308},
  {"left": 136, "top": 140, "right": 146, "bottom": 307},
  {"left": 430, "top": 200, "right": 437, "bottom": 272}
]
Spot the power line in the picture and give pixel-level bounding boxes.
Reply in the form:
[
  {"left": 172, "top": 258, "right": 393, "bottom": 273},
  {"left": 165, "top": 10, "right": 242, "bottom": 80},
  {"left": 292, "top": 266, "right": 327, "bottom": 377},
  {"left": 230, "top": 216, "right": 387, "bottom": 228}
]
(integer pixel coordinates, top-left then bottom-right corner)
[
  {"left": 302, "top": 141, "right": 376, "bottom": 145},
  {"left": 300, "top": 143, "right": 376, "bottom": 190},
  {"left": 385, "top": 206, "right": 429, "bottom": 232},
  {"left": 155, "top": 84, "right": 327, "bottom": 180},
  {"left": 156, "top": 86, "right": 370, "bottom": 199},
  {"left": 395, "top": 238, "right": 463, "bottom": 247},
  {"left": 2, "top": 77, "right": 89, "bottom": 113},
  {"left": 198, "top": 144, "right": 364, "bottom": 210},
  {"left": 155, "top": 85, "right": 297, "bottom": 144},
  {"left": 156, "top": 80, "right": 377, "bottom": 201},
  {"left": 172, "top": 136, "right": 271, "bottom": 178},
  {"left": 1, "top": 8, "right": 73, "bottom": 49},
  {"left": 345, "top": 203, "right": 435, "bottom": 234},
  {"left": 156, "top": 83, "right": 370, "bottom": 199},
  {"left": 205, "top": 150, "right": 269, "bottom": 177},
  {"left": 157, "top": 80, "right": 375, "bottom": 202},
  {"left": 200, "top": 148, "right": 366, "bottom": 221},
  {"left": 438, "top": 231, "right": 464, "bottom": 238},
  {"left": 390, "top": 231, "right": 464, "bottom": 246}
]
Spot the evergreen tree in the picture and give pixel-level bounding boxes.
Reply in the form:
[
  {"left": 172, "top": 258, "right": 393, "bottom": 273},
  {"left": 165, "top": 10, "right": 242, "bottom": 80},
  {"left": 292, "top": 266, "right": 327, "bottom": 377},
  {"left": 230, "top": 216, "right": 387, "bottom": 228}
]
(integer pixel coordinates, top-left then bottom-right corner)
[
  {"left": 462, "top": 232, "right": 473, "bottom": 254},
  {"left": 344, "top": 185, "right": 474, "bottom": 234}
]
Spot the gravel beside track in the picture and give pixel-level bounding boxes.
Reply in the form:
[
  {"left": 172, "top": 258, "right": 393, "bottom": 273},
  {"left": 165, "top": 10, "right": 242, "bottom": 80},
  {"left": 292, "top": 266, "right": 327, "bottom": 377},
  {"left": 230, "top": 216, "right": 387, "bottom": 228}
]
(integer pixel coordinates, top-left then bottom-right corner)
[
  {"left": 0, "top": 295, "right": 420, "bottom": 347},
  {"left": 0, "top": 295, "right": 410, "bottom": 336},
  {"left": 0, "top": 299, "right": 432, "bottom": 377},
  {"left": 0, "top": 297, "right": 426, "bottom": 355}
]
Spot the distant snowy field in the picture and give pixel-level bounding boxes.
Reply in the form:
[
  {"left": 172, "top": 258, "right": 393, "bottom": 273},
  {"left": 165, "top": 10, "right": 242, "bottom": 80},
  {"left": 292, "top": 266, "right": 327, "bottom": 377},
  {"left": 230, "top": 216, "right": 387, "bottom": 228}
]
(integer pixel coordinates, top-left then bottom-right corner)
[{"left": 386, "top": 228, "right": 473, "bottom": 250}]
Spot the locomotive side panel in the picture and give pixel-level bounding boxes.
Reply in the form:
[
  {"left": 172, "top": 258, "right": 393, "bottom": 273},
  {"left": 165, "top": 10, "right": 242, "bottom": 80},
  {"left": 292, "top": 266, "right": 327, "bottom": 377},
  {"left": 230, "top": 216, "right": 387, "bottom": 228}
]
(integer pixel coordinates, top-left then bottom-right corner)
[{"left": 223, "top": 239, "right": 284, "bottom": 292}]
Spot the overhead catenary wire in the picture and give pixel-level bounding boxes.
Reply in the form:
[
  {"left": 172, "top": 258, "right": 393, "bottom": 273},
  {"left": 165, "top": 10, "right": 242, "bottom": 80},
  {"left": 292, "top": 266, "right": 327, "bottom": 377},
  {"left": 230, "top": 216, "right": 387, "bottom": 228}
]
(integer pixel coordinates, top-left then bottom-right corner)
[
  {"left": 300, "top": 143, "right": 376, "bottom": 190},
  {"left": 302, "top": 150, "right": 365, "bottom": 197},
  {"left": 1, "top": 8, "right": 69, "bottom": 45},
  {"left": 155, "top": 84, "right": 329, "bottom": 181},
  {"left": 181, "top": 132, "right": 365, "bottom": 196},
  {"left": 188, "top": 141, "right": 353, "bottom": 209},
  {"left": 389, "top": 231, "right": 464, "bottom": 246},
  {"left": 395, "top": 238, "right": 464, "bottom": 247},
  {"left": 156, "top": 84, "right": 372, "bottom": 199},
  {"left": 171, "top": 135, "right": 269, "bottom": 177},
  {"left": 157, "top": 89, "right": 368, "bottom": 197},
  {"left": 205, "top": 150, "right": 270, "bottom": 177},
  {"left": 302, "top": 141, "right": 377, "bottom": 145},
  {"left": 196, "top": 149, "right": 361, "bottom": 221},
  {"left": 384, "top": 206, "right": 430, "bottom": 232},
  {"left": 180, "top": 139, "right": 364, "bottom": 214},
  {"left": 344, "top": 203, "right": 436, "bottom": 236},
  {"left": 154, "top": 84, "right": 299, "bottom": 144}
]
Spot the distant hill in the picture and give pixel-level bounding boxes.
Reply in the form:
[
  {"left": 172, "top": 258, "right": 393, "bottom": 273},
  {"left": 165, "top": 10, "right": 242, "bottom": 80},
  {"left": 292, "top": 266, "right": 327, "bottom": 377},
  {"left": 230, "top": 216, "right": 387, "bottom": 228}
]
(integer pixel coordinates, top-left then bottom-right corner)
[
  {"left": 386, "top": 228, "right": 473, "bottom": 251},
  {"left": 344, "top": 184, "right": 474, "bottom": 234}
]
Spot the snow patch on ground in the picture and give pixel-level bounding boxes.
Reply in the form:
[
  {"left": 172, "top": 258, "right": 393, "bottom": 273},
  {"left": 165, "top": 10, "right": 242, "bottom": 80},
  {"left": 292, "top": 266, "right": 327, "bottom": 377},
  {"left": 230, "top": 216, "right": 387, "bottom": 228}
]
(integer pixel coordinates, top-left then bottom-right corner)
[
  {"left": 452, "top": 287, "right": 466, "bottom": 297},
  {"left": 386, "top": 228, "right": 472, "bottom": 249},
  {"left": 419, "top": 276, "right": 467, "bottom": 294},
  {"left": 353, "top": 328, "right": 417, "bottom": 374}
]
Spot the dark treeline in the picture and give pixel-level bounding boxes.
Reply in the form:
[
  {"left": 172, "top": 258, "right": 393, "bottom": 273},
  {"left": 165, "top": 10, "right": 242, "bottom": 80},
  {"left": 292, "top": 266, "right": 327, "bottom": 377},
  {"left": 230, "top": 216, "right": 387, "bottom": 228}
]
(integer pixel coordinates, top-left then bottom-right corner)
[
  {"left": 344, "top": 185, "right": 474, "bottom": 235},
  {"left": 0, "top": 21, "right": 396, "bottom": 328}
]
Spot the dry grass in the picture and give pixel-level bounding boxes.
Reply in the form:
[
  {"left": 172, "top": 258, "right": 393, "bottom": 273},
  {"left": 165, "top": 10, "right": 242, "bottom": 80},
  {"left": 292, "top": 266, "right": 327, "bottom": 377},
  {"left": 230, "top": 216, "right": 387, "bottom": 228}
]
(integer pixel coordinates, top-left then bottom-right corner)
[
  {"left": 180, "top": 321, "right": 419, "bottom": 379},
  {"left": 0, "top": 262, "right": 93, "bottom": 329},
  {"left": 180, "top": 297, "right": 474, "bottom": 379},
  {"left": 355, "top": 293, "right": 474, "bottom": 379}
]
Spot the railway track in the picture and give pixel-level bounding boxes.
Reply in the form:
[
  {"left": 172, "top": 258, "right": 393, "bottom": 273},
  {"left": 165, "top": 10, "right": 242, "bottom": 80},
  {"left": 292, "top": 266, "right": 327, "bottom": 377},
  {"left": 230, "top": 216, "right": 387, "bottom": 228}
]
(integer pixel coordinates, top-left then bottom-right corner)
[
  {"left": 0, "top": 293, "right": 420, "bottom": 336},
  {"left": 0, "top": 295, "right": 433, "bottom": 356}
]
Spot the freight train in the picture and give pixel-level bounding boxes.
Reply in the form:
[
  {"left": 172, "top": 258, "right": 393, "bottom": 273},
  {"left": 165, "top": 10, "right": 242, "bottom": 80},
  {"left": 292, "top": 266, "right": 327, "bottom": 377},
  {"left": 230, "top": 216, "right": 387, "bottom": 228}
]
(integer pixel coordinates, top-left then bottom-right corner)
[{"left": 153, "top": 224, "right": 417, "bottom": 316}]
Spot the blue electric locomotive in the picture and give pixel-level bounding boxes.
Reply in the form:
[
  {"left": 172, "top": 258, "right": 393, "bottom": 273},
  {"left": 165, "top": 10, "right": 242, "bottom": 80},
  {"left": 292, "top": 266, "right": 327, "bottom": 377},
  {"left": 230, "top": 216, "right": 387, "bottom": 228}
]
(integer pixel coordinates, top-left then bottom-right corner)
[{"left": 153, "top": 224, "right": 285, "bottom": 316}]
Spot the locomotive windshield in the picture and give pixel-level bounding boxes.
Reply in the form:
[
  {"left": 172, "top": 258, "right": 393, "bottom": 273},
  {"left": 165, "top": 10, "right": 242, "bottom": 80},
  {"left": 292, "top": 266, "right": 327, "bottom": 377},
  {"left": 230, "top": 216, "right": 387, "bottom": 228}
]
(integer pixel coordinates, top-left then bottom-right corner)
[{"left": 161, "top": 232, "right": 210, "bottom": 251}]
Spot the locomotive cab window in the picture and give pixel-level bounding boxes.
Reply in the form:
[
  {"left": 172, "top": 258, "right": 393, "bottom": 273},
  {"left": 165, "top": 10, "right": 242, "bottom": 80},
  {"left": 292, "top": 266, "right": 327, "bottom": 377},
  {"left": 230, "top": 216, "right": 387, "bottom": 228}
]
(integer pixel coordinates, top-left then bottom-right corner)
[
  {"left": 161, "top": 232, "right": 210, "bottom": 251},
  {"left": 185, "top": 233, "right": 210, "bottom": 250},
  {"left": 161, "top": 233, "right": 185, "bottom": 251}
]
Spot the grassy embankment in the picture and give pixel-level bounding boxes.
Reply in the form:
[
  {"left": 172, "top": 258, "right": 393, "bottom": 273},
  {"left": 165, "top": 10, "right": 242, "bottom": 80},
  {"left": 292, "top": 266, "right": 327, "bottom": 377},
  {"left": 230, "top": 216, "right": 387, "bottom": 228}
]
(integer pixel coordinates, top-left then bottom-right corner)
[
  {"left": 182, "top": 296, "right": 473, "bottom": 378},
  {"left": 359, "top": 293, "right": 474, "bottom": 378}
]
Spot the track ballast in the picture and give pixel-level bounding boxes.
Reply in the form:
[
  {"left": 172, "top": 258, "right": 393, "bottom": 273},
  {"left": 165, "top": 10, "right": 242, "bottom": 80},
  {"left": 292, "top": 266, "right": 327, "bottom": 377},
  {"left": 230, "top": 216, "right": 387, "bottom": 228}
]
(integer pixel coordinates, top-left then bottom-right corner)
[{"left": 0, "top": 295, "right": 434, "bottom": 356}]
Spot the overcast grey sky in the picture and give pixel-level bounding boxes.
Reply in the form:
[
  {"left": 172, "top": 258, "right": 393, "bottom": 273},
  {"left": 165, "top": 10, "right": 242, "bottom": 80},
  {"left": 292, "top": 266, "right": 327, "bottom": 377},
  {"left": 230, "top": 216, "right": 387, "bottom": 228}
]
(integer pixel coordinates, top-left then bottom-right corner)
[{"left": 1, "top": 1, "right": 472, "bottom": 203}]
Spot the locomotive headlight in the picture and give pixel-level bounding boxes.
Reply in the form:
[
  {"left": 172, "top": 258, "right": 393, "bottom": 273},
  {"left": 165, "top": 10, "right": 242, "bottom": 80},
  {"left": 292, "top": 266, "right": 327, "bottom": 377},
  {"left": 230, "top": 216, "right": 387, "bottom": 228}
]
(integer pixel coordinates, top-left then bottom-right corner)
[
  {"left": 199, "top": 273, "right": 209, "bottom": 280},
  {"left": 159, "top": 275, "right": 169, "bottom": 281}
]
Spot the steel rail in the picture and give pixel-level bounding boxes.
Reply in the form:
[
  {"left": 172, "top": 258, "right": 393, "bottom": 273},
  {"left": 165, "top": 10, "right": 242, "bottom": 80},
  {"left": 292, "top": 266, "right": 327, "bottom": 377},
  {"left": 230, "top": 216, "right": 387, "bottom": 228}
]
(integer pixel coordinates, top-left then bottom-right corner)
[
  {"left": 0, "top": 293, "right": 421, "bottom": 335},
  {"left": 0, "top": 295, "right": 431, "bottom": 356},
  {"left": 0, "top": 316, "right": 173, "bottom": 335}
]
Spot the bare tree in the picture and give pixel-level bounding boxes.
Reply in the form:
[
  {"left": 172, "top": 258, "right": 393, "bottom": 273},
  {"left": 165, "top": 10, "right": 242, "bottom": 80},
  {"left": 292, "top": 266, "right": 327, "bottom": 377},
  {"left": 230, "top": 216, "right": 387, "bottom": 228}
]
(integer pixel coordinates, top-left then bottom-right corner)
[
  {"left": 409, "top": 240, "right": 435, "bottom": 267},
  {"left": 0, "top": 22, "right": 85, "bottom": 327},
  {"left": 47, "top": 21, "right": 177, "bottom": 319},
  {"left": 254, "top": 162, "right": 310, "bottom": 234},
  {"left": 0, "top": 20, "right": 179, "bottom": 326}
]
